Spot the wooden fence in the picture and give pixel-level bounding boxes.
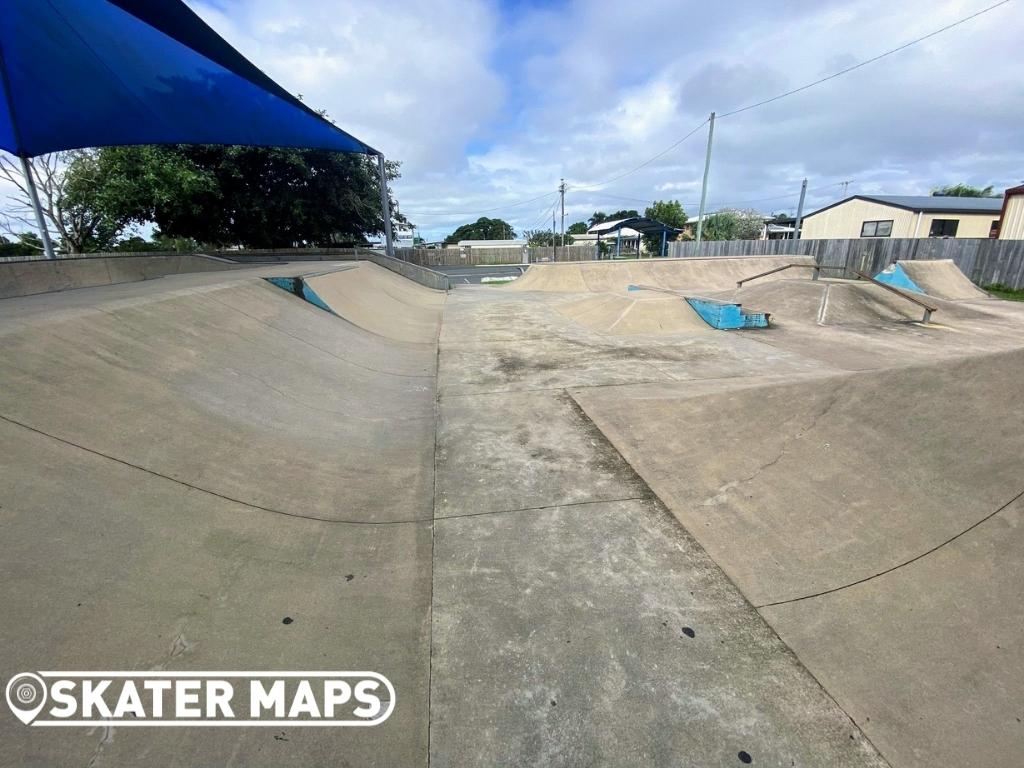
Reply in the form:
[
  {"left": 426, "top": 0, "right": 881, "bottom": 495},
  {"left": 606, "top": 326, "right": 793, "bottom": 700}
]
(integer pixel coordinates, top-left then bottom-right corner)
[
  {"left": 394, "top": 245, "right": 598, "bottom": 267},
  {"left": 667, "top": 238, "right": 1024, "bottom": 289},
  {"left": 8, "top": 238, "right": 1024, "bottom": 289}
]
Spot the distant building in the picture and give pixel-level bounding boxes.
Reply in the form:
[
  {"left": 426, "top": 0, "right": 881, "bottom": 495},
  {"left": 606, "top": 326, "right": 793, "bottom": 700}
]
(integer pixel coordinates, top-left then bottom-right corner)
[
  {"left": 996, "top": 185, "right": 1024, "bottom": 240},
  {"left": 800, "top": 194, "right": 1004, "bottom": 240},
  {"left": 456, "top": 239, "right": 527, "bottom": 249}
]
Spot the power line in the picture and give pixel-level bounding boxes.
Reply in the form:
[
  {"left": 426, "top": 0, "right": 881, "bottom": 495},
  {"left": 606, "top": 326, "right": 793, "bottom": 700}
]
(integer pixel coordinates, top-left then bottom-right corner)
[
  {"left": 567, "top": 118, "right": 709, "bottom": 190},
  {"left": 718, "top": 0, "right": 1011, "bottom": 118},
  {"left": 403, "top": 190, "right": 558, "bottom": 216}
]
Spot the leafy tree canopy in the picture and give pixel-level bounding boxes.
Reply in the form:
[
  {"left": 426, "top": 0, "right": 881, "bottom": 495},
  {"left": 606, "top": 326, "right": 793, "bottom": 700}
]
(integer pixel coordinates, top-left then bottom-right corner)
[
  {"left": 931, "top": 183, "right": 1000, "bottom": 198},
  {"left": 642, "top": 199, "right": 688, "bottom": 253},
  {"left": 64, "top": 145, "right": 407, "bottom": 248},
  {"left": 523, "top": 229, "right": 575, "bottom": 247},
  {"left": 587, "top": 210, "right": 638, "bottom": 228},
  {"left": 0, "top": 233, "right": 43, "bottom": 257},
  {"left": 566, "top": 221, "right": 588, "bottom": 235},
  {"left": 444, "top": 217, "right": 515, "bottom": 245},
  {"left": 703, "top": 209, "right": 765, "bottom": 241}
]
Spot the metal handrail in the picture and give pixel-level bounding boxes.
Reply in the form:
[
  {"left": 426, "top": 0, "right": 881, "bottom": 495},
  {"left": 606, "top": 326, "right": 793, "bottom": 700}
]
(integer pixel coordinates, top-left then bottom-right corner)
[
  {"left": 854, "top": 271, "right": 937, "bottom": 323},
  {"left": 735, "top": 262, "right": 844, "bottom": 287}
]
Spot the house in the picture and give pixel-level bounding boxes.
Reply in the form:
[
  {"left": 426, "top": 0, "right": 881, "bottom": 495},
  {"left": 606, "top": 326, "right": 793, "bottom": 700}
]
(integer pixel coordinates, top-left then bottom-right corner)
[
  {"left": 800, "top": 194, "right": 1004, "bottom": 240},
  {"left": 996, "top": 185, "right": 1024, "bottom": 239},
  {"left": 456, "top": 239, "right": 527, "bottom": 249},
  {"left": 680, "top": 212, "right": 793, "bottom": 241}
]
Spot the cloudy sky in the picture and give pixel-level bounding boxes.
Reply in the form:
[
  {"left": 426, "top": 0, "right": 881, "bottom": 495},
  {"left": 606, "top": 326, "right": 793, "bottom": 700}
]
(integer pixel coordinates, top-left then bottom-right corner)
[
  {"left": 20, "top": 0, "right": 1024, "bottom": 243},
  {"left": 187, "top": 0, "right": 1023, "bottom": 240}
]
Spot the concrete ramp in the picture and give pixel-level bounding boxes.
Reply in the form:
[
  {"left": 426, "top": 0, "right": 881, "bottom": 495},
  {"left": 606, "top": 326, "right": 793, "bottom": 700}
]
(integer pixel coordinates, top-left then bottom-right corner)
[
  {"left": 892, "top": 259, "right": 989, "bottom": 301},
  {"left": 712, "top": 278, "right": 991, "bottom": 327},
  {"left": 572, "top": 349, "right": 1024, "bottom": 767},
  {"left": 508, "top": 256, "right": 815, "bottom": 293},
  {"left": 556, "top": 293, "right": 713, "bottom": 334},
  {"left": 303, "top": 261, "right": 445, "bottom": 344},
  {"left": 0, "top": 254, "right": 250, "bottom": 299},
  {"left": 0, "top": 277, "right": 439, "bottom": 524},
  {"left": 0, "top": 273, "right": 439, "bottom": 764}
]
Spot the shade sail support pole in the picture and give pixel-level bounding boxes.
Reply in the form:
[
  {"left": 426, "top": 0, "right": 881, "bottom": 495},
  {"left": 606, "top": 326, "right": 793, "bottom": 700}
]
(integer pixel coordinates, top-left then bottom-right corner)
[
  {"left": 376, "top": 153, "right": 394, "bottom": 258},
  {"left": 20, "top": 155, "right": 56, "bottom": 260}
]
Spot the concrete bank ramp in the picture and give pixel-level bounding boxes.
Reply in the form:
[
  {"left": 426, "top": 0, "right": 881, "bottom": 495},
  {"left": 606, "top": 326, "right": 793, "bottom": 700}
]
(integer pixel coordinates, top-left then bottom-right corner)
[
  {"left": 0, "top": 273, "right": 440, "bottom": 764},
  {"left": 555, "top": 293, "right": 713, "bottom": 334},
  {"left": 714, "top": 278, "right": 992, "bottom": 327},
  {"left": 0, "top": 277, "right": 439, "bottom": 524},
  {"left": 573, "top": 349, "right": 1024, "bottom": 767},
  {"left": 0, "top": 253, "right": 249, "bottom": 299},
  {"left": 894, "top": 259, "right": 989, "bottom": 301},
  {"left": 303, "top": 261, "right": 444, "bottom": 344},
  {"left": 508, "top": 255, "right": 815, "bottom": 293}
]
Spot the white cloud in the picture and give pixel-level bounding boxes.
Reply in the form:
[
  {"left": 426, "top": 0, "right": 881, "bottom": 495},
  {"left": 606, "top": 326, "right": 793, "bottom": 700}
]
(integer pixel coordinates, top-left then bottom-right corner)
[{"left": 7, "top": 0, "right": 1020, "bottom": 242}]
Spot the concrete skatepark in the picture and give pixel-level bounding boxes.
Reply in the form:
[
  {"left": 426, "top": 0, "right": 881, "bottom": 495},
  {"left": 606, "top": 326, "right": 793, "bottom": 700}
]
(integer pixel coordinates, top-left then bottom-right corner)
[{"left": 1, "top": 254, "right": 1022, "bottom": 766}]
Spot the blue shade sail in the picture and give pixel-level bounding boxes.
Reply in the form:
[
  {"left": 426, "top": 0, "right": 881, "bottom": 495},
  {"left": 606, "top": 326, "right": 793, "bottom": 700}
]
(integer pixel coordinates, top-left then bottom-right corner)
[{"left": 0, "top": 0, "right": 376, "bottom": 157}]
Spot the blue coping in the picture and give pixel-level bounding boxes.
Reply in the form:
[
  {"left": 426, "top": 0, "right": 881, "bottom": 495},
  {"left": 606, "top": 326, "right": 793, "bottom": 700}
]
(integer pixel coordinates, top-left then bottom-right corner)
[
  {"left": 874, "top": 263, "right": 924, "bottom": 294},
  {"left": 684, "top": 296, "right": 770, "bottom": 330},
  {"left": 264, "top": 276, "right": 337, "bottom": 316}
]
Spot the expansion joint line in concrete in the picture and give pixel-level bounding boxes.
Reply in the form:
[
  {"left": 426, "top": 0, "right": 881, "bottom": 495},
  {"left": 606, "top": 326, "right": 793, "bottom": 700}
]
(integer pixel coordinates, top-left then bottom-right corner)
[
  {"left": 756, "top": 486, "right": 1024, "bottom": 609},
  {"left": 427, "top": 295, "right": 446, "bottom": 766},
  {"left": 0, "top": 412, "right": 428, "bottom": 527}
]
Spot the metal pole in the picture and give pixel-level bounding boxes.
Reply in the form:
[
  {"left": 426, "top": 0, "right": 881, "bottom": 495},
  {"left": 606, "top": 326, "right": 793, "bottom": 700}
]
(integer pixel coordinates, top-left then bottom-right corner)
[
  {"left": 559, "top": 179, "right": 565, "bottom": 249},
  {"left": 694, "top": 111, "right": 715, "bottom": 253},
  {"left": 661, "top": 229, "right": 667, "bottom": 258},
  {"left": 376, "top": 153, "right": 394, "bottom": 258},
  {"left": 552, "top": 210, "right": 556, "bottom": 256},
  {"left": 616, "top": 229, "right": 621, "bottom": 258},
  {"left": 793, "top": 177, "right": 807, "bottom": 242},
  {"left": 20, "top": 155, "right": 56, "bottom": 260}
]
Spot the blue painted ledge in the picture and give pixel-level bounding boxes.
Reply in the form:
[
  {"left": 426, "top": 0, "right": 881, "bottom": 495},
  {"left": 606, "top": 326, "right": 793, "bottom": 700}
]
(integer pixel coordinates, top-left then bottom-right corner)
[{"left": 684, "top": 296, "right": 770, "bottom": 330}]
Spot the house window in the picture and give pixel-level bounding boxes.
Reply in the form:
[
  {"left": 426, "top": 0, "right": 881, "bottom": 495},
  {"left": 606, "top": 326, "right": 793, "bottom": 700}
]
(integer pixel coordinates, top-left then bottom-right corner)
[
  {"left": 929, "top": 219, "right": 959, "bottom": 238},
  {"left": 861, "top": 220, "right": 893, "bottom": 237},
  {"left": 990, "top": 220, "right": 1000, "bottom": 238}
]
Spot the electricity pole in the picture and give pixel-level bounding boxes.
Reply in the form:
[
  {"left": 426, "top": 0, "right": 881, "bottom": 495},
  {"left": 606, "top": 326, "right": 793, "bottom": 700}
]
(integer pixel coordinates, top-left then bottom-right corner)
[
  {"left": 793, "top": 178, "right": 807, "bottom": 242},
  {"left": 559, "top": 179, "right": 566, "bottom": 249},
  {"left": 694, "top": 111, "right": 715, "bottom": 252},
  {"left": 552, "top": 210, "right": 557, "bottom": 252}
]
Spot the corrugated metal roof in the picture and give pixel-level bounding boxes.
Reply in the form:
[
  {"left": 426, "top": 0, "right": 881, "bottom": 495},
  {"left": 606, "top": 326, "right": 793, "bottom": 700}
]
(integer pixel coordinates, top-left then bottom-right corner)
[{"left": 859, "top": 195, "right": 1003, "bottom": 213}]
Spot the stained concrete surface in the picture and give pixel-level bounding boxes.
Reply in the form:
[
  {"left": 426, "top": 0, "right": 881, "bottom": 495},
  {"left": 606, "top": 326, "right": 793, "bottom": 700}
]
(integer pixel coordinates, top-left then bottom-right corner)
[
  {"left": 3, "top": 256, "right": 1024, "bottom": 766},
  {"left": 431, "top": 498, "right": 884, "bottom": 768}
]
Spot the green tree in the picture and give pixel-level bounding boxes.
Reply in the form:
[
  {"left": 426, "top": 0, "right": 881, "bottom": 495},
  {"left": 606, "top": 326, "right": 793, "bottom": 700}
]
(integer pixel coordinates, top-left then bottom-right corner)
[
  {"left": 0, "top": 233, "right": 43, "bottom": 257},
  {"left": 444, "top": 217, "right": 515, "bottom": 245},
  {"left": 588, "top": 209, "right": 639, "bottom": 228},
  {"left": 523, "top": 229, "right": 574, "bottom": 247},
  {"left": 566, "top": 221, "right": 588, "bottom": 235},
  {"left": 703, "top": 209, "right": 765, "bottom": 241},
  {"left": 66, "top": 145, "right": 407, "bottom": 248},
  {"left": 931, "top": 183, "right": 999, "bottom": 197},
  {"left": 0, "top": 151, "right": 128, "bottom": 253},
  {"left": 642, "top": 199, "right": 687, "bottom": 253}
]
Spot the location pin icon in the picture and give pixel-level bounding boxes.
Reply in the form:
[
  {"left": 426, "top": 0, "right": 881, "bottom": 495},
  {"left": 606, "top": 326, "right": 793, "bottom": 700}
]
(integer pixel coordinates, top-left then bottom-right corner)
[{"left": 6, "top": 673, "right": 47, "bottom": 725}]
